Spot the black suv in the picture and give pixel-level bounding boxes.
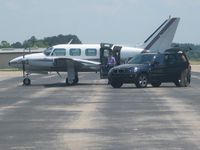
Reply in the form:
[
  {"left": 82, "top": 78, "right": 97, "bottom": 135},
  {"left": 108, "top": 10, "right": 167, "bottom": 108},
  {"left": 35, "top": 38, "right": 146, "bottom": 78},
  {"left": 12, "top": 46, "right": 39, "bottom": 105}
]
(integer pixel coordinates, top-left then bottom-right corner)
[{"left": 108, "top": 49, "right": 191, "bottom": 88}]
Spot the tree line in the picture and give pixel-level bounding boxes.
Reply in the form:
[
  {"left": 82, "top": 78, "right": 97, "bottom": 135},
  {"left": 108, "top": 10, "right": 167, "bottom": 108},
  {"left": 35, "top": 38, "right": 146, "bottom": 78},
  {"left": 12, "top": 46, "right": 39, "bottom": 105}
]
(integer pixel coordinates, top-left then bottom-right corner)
[
  {"left": 0, "top": 35, "right": 200, "bottom": 60},
  {"left": 0, "top": 34, "right": 82, "bottom": 49},
  {"left": 172, "top": 43, "right": 200, "bottom": 61}
]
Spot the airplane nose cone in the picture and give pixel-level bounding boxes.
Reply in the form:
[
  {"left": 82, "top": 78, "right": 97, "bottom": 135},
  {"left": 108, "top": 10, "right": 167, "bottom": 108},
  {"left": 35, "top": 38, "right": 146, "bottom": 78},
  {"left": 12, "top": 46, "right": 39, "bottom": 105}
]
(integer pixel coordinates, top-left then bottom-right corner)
[
  {"left": 8, "top": 59, "right": 17, "bottom": 67},
  {"left": 8, "top": 56, "right": 23, "bottom": 68}
]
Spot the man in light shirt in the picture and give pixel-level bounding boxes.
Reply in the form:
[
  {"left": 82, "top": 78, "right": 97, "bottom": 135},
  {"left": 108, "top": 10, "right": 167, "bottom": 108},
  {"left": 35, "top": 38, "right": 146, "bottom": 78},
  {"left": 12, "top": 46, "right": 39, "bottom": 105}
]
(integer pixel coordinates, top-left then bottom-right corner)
[{"left": 107, "top": 53, "right": 116, "bottom": 68}]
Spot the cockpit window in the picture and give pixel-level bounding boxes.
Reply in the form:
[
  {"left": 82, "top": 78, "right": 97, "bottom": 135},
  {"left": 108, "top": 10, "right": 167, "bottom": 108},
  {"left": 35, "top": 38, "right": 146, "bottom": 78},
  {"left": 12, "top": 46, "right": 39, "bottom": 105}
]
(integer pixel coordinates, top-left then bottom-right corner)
[
  {"left": 51, "top": 48, "right": 66, "bottom": 56},
  {"left": 128, "top": 54, "right": 155, "bottom": 64},
  {"left": 43, "top": 47, "right": 53, "bottom": 56}
]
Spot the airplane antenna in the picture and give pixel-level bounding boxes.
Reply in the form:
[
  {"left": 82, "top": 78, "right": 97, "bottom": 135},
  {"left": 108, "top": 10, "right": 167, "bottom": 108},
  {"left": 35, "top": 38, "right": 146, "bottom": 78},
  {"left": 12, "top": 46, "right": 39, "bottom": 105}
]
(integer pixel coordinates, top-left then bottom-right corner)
[{"left": 68, "top": 39, "right": 73, "bottom": 44}]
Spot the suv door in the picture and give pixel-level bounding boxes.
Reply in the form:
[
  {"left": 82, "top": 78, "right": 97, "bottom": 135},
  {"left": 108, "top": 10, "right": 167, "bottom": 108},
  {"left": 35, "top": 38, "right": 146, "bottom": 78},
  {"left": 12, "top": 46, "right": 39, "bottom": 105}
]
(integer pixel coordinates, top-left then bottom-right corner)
[
  {"left": 164, "top": 54, "right": 182, "bottom": 81},
  {"left": 151, "top": 54, "right": 168, "bottom": 82}
]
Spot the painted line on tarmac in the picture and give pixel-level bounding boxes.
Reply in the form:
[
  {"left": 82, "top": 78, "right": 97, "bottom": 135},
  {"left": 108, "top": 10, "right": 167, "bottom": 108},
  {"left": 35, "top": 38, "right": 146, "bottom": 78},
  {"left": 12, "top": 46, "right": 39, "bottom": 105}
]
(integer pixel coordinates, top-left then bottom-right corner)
[
  {"left": 58, "top": 86, "right": 108, "bottom": 149},
  {"left": 192, "top": 75, "right": 200, "bottom": 80},
  {"left": 30, "top": 87, "right": 62, "bottom": 98},
  {"left": 148, "top": 88, "right": 200, "bottom": 148},
  {"left": 0, "top": 100, "right": 30, "bottom": 120},
  {"left": 0, "top": 77, "right": 9, "bottom": 82}
]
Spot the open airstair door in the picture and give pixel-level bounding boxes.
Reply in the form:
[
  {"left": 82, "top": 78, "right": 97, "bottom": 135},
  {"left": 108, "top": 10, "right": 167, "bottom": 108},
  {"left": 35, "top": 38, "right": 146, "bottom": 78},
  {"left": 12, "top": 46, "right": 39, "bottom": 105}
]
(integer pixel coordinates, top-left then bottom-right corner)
[
  {"left": 100, "top": 43, "right": 122, "bottom": 79},
  {"left": 113, "top": 45, "right": 122, "bottom": 65}
]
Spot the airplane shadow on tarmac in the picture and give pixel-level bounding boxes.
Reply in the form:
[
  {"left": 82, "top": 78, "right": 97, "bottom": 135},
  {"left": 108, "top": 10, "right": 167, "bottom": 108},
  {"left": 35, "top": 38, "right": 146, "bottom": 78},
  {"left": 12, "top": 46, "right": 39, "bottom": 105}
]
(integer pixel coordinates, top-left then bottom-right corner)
[
  {"left": 26, "top": 82, "right": 108, "bottom": 88},
  {"left": 18, "top": 82, "right": 190, "bottom": 89}
]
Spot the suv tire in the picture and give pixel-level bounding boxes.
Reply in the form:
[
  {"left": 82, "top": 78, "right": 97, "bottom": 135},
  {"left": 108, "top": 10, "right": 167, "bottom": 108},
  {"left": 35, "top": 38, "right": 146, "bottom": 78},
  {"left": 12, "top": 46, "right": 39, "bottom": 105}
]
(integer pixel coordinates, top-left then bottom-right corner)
[
  {"left": 136, "top": 73, "right": 148, "bottom": 88},
  {"left": 175, "top": 69, "right": 190, "bottom": 87},
  {"left": 110, "top": 79, "right": 123, "bottom": 88}
]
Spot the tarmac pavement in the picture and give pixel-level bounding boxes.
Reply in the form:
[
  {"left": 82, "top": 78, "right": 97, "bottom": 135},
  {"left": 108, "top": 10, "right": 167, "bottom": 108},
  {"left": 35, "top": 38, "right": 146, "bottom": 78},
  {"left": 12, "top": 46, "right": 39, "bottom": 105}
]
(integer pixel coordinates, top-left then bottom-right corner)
[{"left": 0, "top": 70, "right": 200, "bottom": 150}]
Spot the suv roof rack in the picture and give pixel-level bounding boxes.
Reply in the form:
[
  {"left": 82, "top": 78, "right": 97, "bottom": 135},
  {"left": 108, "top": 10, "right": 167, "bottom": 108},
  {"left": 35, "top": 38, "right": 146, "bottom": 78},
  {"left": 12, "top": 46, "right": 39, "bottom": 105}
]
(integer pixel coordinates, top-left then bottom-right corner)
[{"left": 164, "top": 48, "right": 183, "bottom": 53}]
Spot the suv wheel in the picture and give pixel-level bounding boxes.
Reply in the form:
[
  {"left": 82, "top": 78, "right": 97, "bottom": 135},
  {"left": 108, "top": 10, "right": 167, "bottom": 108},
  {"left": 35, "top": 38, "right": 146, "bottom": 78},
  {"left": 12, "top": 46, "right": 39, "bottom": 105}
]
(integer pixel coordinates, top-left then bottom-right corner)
[
  {"left": 151, "top": 82, "right": 161, "bottom": 87},
  {"left": 175, "top": 69, "right": 190, "bottom": 87},
  {"left": 110, "top": 79, "right": 123, "bottom": 88},
  {"left": 136, "top": 73, "right": 148, "bottom": 88}
]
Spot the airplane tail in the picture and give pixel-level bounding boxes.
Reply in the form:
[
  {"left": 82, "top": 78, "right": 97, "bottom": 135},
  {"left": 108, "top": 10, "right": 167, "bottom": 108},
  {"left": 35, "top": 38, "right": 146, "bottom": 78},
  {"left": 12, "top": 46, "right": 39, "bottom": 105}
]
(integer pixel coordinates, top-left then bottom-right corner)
[{"left": 141, "top": 17, "right": 180, "bottom": 52}]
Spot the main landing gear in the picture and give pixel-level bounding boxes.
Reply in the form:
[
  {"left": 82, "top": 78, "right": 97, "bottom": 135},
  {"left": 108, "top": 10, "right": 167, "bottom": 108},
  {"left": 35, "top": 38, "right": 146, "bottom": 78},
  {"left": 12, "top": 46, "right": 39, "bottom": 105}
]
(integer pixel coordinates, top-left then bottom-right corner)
[
  {"left": 66, "top": 75, "right": 79, "bottom": 86},
  {"left": 66, "top": 72, "right": 79, "bottom": 86},
  {"left": 23, "top": 77, "right": 31, "bottom": 86}
]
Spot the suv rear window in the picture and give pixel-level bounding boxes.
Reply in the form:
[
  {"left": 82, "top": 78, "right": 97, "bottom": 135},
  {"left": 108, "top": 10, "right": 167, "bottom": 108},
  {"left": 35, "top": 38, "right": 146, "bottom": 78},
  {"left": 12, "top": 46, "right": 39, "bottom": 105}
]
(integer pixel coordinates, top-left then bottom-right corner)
[
  {"left": 128, "top": 54, "right": 156, "bottom": 64},
  {"left": 164, "top": 54, "right": 177, "bottom": 65}
]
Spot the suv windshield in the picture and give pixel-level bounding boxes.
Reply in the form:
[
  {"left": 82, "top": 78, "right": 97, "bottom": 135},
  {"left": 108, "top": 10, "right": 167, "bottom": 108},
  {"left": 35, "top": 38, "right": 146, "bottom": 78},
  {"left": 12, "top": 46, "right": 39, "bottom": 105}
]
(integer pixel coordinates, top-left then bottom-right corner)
[
  {"left": 128, "top": 54, "right": 156, "bottom": 64},
  {"left": 43, "top": 47, "right": 53, "bottom": 56}
]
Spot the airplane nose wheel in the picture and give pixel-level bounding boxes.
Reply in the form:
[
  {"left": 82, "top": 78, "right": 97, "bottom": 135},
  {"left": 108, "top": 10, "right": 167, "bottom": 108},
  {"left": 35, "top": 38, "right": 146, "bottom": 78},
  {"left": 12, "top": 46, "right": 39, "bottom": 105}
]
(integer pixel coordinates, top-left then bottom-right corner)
[
  {"left": 23, "top": 77, "right": 31, "bottom": 86},
  {"left": 66, "top": 76, "right": 79, "bottom": 86}
]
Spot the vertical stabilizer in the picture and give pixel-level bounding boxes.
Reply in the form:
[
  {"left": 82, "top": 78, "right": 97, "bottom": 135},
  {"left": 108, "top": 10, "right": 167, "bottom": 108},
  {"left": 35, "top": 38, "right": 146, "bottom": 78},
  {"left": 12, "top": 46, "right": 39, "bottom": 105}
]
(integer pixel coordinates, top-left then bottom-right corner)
[{"left": 142, "top": 17, "right": 180, "bottom": 52}]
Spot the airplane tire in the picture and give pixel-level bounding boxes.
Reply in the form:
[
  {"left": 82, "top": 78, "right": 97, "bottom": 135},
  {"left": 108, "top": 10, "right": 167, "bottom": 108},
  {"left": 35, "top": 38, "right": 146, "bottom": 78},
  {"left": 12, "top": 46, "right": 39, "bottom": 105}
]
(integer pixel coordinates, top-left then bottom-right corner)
[
  {"left": 73, "top": 76, "right": 79, "bottom": 84},
  {"left": 66, "top": 77, "right": 78, "bottom": 86},
  {"left": 23, "top": 78, "right": 31, "bottom": 86},
  {"left": 66, "top": 78, "right": 72, "bottom": 86}
]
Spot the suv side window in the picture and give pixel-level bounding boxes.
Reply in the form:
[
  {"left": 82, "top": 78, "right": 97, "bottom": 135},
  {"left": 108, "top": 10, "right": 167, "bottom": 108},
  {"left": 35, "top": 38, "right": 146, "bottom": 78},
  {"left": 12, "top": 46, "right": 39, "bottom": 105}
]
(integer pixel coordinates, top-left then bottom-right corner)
[
  {"left": 164, "top": 54, "right": 177, "bottom": 65},
  {"left": 153, "top": 54, "right": 164, "bottom": 65}
]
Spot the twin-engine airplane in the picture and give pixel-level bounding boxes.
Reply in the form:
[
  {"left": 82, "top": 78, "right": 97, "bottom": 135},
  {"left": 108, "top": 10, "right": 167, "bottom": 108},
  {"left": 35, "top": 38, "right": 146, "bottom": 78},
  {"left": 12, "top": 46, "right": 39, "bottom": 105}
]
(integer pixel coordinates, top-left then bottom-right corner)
[{"left": 9, "top": 17, "right": 180, "bottom": 85}]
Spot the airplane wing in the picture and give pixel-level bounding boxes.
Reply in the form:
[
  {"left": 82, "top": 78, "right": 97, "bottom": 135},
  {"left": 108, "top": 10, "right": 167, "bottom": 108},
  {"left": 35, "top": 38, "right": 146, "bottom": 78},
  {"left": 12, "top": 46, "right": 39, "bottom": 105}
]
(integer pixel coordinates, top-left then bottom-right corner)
[{"left": 53, "top": 57, "right": 100, "bottom": 71}]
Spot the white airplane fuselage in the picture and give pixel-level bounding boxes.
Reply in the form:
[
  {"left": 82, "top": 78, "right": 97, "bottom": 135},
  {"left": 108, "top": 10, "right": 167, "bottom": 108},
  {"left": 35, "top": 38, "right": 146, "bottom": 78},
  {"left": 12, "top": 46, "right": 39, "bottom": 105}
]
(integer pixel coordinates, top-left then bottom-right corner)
[{"left": 9, "top": 44, "right": 143, "bottom": 72}]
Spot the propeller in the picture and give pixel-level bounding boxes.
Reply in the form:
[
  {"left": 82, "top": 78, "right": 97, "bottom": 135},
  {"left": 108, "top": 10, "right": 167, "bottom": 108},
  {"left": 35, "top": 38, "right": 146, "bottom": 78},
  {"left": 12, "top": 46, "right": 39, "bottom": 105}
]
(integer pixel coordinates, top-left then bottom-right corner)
[{"left": 22, "top": 48, "right": 26, "bottom": 78}]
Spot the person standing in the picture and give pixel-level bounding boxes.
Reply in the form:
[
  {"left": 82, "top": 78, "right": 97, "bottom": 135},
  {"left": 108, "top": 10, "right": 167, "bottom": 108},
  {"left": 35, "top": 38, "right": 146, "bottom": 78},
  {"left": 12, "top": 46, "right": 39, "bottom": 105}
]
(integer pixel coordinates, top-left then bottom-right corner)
[{"left": 107, "top": 53, "right": 116, "bottom": 68}]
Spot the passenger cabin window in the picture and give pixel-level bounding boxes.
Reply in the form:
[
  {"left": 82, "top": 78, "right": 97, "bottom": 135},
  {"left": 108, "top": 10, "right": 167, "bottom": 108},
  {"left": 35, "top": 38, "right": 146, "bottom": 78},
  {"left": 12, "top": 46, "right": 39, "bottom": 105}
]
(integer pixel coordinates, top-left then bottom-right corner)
[
  {"left": 52, "top": 48, "right": 66, "bottom": 56},
  {"left": 85, "top": 49, "right": 97, "bottom": 56},
  {"left": 69, "top": 48, "right": 81, "bottom": 56}
]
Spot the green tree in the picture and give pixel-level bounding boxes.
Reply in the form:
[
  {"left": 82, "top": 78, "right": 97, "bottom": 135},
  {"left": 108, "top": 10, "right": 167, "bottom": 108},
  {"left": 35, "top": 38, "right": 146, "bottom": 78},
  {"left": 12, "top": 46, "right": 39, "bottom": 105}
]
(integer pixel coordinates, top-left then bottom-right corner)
[
  {"left": 44, "top": 34, "right": 82, "bottom": 46},
  {"left": 35, "top": 40, "right": 48, "bottom": 48},
  {"left": 29, "top": 36, "right": 37, "bottom": 47},
  {"left": 0, "top": 41, "right": 11, "bottom": 48},
  {"left": 172, "top": 43, "right": 200, "bottom": 61},
  {"left": 3, "top": 34, "right": 82, "bottom": 49},
  {"left": 23, "top": 36, "right": 37, "bottom": 48},
  {"left": 11, "top": 42, "right": 23, "bottom": 48}
]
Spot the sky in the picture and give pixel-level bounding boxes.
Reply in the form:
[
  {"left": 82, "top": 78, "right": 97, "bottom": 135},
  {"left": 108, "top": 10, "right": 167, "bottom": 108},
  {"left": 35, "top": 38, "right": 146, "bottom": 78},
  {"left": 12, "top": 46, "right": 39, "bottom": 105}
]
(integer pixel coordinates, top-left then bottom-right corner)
[{"left": 0, "top": 0, "right": 200, "bottom": 46}]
